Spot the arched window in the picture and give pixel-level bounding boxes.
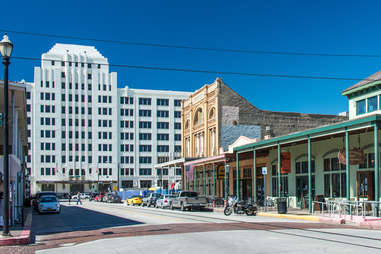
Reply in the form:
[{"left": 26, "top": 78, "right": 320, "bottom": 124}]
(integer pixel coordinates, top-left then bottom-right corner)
[
  {"left": 209, "top": 107, "right": 215, "bottom": 120},
  {"left": 194, "top": 108, "right": 203, "bottom": 125}
]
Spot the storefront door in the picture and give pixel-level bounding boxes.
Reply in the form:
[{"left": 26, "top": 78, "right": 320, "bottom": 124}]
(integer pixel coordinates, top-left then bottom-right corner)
[
  {"left": 296, "top": 175, "right": 315, "bottom": 208},
  {"left": 357, "top": 171, "right": 374, "bottom": 200}
]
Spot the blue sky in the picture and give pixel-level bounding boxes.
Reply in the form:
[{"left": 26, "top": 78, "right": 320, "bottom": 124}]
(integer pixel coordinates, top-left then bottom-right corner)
[{"left": 2, "top": 0, "right": 381, "bottom": 114}]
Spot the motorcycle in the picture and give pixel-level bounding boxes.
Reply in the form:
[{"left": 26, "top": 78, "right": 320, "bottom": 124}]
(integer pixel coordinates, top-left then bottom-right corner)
[{"left": 224, "top": 196, "right": 257, "bottom": 216}]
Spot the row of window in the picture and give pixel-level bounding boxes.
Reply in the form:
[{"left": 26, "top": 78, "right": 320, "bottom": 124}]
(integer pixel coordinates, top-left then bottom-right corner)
[
  {"left": 41, "top": 130, "right": 56, "bottom": 138},
  {"left": 121, "top": 168, "right": 134, "bottom": 176},
  {"left": 56, "top": 61, "right": 101, "bottom": 69},
  {"left": 61, "top": 72, "right": 92, "bottom": 80},
  {"left": 40, "top": 168, "right": 56, "bottom": 176},
  {"left": 40, "top": 155, "right": 56, "bottom": 163},
  {"left": 62, "top": 118, "right": 92, "bottom": 127},
  {"left": 120, "top": 120, "right": 134, "bottom": 128},
  {"left": 41, "top": 105, "right": 56, "bottom": 113},
  {"left": 62, "top": 94, "right": 92, "bottom": 103},
  {"left": 40, "top": 92, "right": 56, "bottom": 101},
  {"left": 120, "top": 108, "right": 134, "bottom": 116},
  {"left": 41, "top": 142, "right": 56, "bottom": 151},
  {"left": 61, "top": 82, "right": 92, "bottom": 91},
  {"left": 40, "top": 117, "right": 56, "bottom": 126},
  {"left": 356, "top": 95, "right": 379, "bottom": 115},
  {"left": 98, "top": 156, "right": 113, "bottom": 163},
  {"left": 98, "top": 143, "right": 113, "bottom": 152},
  {"left": 120, "top": 97, "right": 134, "bottom": 105},
  {"left": 120, "top": 156, "right": 134, "bottom": 164},
  {"left": 62, "top": 155, "right": 93, "bottom": 163},
  {"left": 62, "top": 143, "right": 92, "bottom": 152},
  {"left": 62, "top": 131, "right": 92, "bottom": 139},
  {"left": 120, "top": 144, "right": 134, "bottom": 152},
  {"left": 98, "top": 131, "right": 113, "bottom": 140},
  {"left": 98, "top": 95, "right": 112, "bottom": 104},
  {"left": 62, "top": 106, "right": 91, "bottom": 115},
  {"left": 98, "top": 119, "right": 112, "bottom": 128},
  {"left": 98, "top": 107, "right": 112, "bottom": 116},
  {"left": 121, "top": 132, "right": 134, "bottom": 140},
  {"left": 137, "top": 98, "right": 181, "bottom": 107},
  {"left": 138, "top": 121, "right": 181, "bottom": 129}
]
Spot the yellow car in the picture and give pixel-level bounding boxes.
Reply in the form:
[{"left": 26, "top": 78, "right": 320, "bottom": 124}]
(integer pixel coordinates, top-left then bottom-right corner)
[{"left": 127, "top": 196, "right": 143, "bottom": 206}]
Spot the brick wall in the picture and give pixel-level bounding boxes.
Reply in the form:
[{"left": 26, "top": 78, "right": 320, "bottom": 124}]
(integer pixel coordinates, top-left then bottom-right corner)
[{"left": 218, "top": 80, "right": 347, "bottom": 139}]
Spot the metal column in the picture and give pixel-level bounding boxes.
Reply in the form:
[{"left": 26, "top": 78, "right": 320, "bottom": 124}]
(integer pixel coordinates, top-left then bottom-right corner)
[
  {"left": 277, "top": 144, "right": 281, "bottom": 198},
  {"left": 374, "top": 124, "right": 379, "bottom": 216},
  {"left": 253, "top": 150, "right": 257, "bottom": 203},
  {"left": 203, "top": 165, "right": 206, "bottom": 196},
  {"left": 345, "top": 129, "right": 350, "bottom": 213},
  {"left": 308, "top": 136, "right": 312, "bottom": 213},
  {"left": 212, "top": 164, "right": 216, "bottom": 197},
  {"left": 236, "top": 152, "right": 239, "bottom": 199},
  {"left": 194, "top": 168, "right": 197, "bottom": 192}
]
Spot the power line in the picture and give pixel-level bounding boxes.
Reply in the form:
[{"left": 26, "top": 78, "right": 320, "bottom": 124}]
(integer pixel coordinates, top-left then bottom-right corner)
[
  {"left": 11, "top": 55, "right": 374, "bottom": 82},
  {"left": 2, "top": 28, "right": 381, "bottom": 58}
]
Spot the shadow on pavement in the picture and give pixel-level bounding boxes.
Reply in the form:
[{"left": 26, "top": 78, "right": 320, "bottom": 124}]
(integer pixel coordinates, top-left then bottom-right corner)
[{"left": 32, "top": 204, "right": 143, "bottom": 236}]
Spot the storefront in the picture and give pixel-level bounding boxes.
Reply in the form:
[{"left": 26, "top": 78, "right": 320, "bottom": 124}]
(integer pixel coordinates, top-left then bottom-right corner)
[{"left": 234, "top": 114, "right": 381, "bottom": 212}]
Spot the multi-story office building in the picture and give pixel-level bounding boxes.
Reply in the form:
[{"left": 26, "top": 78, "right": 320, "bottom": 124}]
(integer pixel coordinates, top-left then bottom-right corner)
[
  {"left": 119, "top": 88, "right": 191, "bottom": 190},
  {"left": 27, "top": 43, "right": 190, "bottom": 194}
]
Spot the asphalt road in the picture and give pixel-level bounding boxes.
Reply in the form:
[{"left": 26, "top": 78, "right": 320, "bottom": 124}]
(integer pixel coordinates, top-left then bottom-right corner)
[{"left": 3, "top": 201, "right": 381, "bottom": 254}]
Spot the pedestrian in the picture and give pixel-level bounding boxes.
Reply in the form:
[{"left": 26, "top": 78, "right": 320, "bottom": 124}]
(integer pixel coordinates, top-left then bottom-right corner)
[
  {"left": 68, "top": 193, "right": 71, "bottom": 205},
  {"left": 76, "top": 192, "right": 82, "bottom": 205}
]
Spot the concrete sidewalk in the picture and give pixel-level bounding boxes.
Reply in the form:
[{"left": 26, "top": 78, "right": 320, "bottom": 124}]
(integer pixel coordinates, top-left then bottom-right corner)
[{"left": 0, "top": 207, "right": 32, "bottom": 246}]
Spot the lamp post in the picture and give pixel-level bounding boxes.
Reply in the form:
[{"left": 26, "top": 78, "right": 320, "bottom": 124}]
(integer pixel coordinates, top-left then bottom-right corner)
[{"left": 0, "top": 33, "right": 13, "bottom": 236}]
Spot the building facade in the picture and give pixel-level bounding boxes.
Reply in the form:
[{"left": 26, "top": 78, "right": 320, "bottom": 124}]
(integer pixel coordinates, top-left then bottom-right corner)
[
  {"left": 118, "top": 88, "right": 191, "bottom": 190},
  {"left": 27, "top": 44, "right": 191, "bottom": 194},
  {"left": 182, "top": 78, "right": 348, "bottom": 201}
]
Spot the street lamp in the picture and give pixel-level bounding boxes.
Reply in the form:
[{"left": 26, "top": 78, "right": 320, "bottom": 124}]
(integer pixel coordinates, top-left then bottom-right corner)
[{"left": 0, "top": 33, "right": 13, "bottom": 236}]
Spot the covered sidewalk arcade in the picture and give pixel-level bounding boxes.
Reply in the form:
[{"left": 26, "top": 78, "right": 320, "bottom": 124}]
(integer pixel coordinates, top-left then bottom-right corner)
[{"left": 234, "top": 114, "right": 381, "bottom": 214}]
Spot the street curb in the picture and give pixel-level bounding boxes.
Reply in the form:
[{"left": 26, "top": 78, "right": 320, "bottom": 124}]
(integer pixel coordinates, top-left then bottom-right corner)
[
  {"left": 257, "top": 212, "right": 320, "bottom": 222},
  {"left": 0, "top": 208, "right": 32, "bottom": 246}
]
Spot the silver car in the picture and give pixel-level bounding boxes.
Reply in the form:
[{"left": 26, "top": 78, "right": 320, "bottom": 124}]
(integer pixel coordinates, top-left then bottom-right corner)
[
  {"left": 155, "top": 194, "right": 175, "bottom": 209},
  {"left": 38, "top": 195, "right": 61, "bottom": 214}
]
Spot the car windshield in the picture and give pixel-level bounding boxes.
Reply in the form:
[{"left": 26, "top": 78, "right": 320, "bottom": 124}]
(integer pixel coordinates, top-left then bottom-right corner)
[
  {"left": 152, "top": 193, "right": 160, "bottom": 197},
  {"left": 40, "top": 197, "right": 57, "bottom": 203},
  {"left": 183, "top": 192, "right": 198, "bottom": 197}
]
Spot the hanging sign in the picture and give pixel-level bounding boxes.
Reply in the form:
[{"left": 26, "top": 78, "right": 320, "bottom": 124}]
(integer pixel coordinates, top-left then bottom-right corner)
[
  {"left": 261, "top": 167, "right": 267, "bottom": 175},
  {"left": 338, "top": 148, "right": 365, "bottom": 165},
  {"left": 281, "top": 152, "right": 291, "bottom": 174}
]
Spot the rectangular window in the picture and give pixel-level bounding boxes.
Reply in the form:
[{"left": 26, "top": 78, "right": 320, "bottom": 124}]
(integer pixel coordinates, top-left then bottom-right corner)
[
  {"left": 356, "top": 99, "right": 366, "bottom": 115},
  {"left": 139, "top": 121, "right": 152, "bottom": 128},
  {"left": 157, "top": 133, "right": 169, "bottom": 140},
  {"left": 157, "top": 122, "right": 169, "bottom": 129},
  {"left": 174, "top": 111, "right": 181, "bottom": 118},
  {"left": 174, "top": 122, "right": 181, "bottom": 129},
  {"left": 157, "top": 145, "right": 169, "bottom": 152},
  {"left": 367, "top": 96, "right": 378, "bottom": 113},
  {"left": 157, "top": 110, "right": 169, "bottom": 118},
  {"left": 139, "top": 98, "right": 151, "bottom": 105},
  {"left": 157, "top": 98, "right": 169, "bottom": 106},
  {"left": 139, "top": 110, "right": 151, "bottom": 117},
  {"left": 174, "top": 99, "right": 181, "bottom": 107}
]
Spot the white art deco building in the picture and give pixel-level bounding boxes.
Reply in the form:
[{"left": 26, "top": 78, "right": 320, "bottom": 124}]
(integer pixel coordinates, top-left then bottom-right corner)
[{"left": 26, "top": 44, "right": 190, "bottom": 194}]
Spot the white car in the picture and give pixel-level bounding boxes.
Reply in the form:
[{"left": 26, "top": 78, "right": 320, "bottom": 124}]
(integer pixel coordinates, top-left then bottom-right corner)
[{"left": 38, "top": 195, "right": 61, "bottom": 214}]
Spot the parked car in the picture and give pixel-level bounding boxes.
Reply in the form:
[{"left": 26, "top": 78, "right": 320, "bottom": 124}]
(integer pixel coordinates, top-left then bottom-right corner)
[
  {"left": 38, "top": 195, "right": 61, "bottom": 214},
  {"left": 33, "top": 191, "right": 57, "bottom": 210},
  {"left": 80, "top": 193, "right": 90, "bottom": 199},
  {"left": 105, "top": 193, "right": 122, "bottom": 203},
  {"left": 155, "top": 194, "right": 175, "bottom": 209},
  {"left": 127, "top": 196, "right": 143, "bottom": 206},
  {"left": 171, "top": 191, "right": 208, "bottom": 211},
  {"left": 142, "top": 192, "right": 161, "bottom": 207}
]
